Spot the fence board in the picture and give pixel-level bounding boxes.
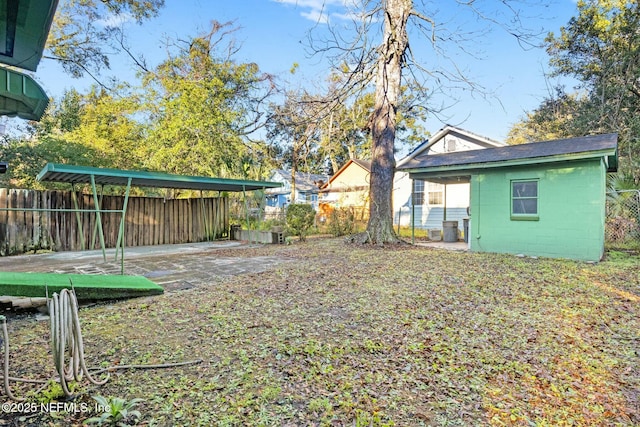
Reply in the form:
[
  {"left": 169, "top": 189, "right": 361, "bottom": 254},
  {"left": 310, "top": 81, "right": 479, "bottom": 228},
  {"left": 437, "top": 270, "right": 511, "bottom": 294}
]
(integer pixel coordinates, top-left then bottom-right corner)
[
  {"left": 154, "top": 198, "right": 162, "bottom": 245},
  {"left": 164, "top": 199, "right": 171, "bottom": 244},
  {"left": 175, "top": 199, "right": 182, "bottom": 243},
  {"left": 187, "top": 199, "right": 193, "bottom": 243},
  {"left": 137, "top": 197, "right": 145, "bottom": 246}
]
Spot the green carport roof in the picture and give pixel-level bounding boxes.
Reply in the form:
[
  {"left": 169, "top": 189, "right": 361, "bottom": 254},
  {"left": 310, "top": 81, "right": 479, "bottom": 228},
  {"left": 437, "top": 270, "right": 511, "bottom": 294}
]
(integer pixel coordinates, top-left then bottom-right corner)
[
  {"left": 0, "top": 67, "right": 48, "bottom": 120},
  {"left": 37, "top": 163, "right": 282, "bottom": 192}
]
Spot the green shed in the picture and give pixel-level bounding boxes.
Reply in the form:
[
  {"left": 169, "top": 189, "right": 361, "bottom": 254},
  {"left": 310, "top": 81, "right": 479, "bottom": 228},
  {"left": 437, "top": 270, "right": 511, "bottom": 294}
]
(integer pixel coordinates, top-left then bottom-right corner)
[{"left": 398, "top": 133, "right": 618, "bottom": 261}]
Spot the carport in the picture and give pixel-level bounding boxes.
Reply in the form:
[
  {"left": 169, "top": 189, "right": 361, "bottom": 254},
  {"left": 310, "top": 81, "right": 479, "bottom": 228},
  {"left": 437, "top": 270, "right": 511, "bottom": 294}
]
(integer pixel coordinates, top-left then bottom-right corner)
[{"left": 35, "top": 163, "right": 281, "bottom": 272}]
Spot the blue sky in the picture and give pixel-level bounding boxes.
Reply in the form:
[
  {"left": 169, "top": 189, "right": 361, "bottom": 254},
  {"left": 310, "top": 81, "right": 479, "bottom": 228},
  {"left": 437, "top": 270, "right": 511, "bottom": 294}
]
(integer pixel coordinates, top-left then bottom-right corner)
[{"left": 34, "top": 0, "right": 579, "bottom": 144}]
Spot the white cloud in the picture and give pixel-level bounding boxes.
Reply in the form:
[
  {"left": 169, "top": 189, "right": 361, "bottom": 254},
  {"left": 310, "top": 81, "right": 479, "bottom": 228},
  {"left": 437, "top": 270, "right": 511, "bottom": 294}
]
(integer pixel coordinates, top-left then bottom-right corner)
[
  {"left": 273, "top": 0, "right": 353, "bottom": 24},
  {"left": 301, "top": 9, "right": 330, "bottom": 24},
  {"left": 96, "top": 12, "right": 135, "bottom": 28},
  {"left": 275, "top": 0, "right": 345, "bottom": 8}
]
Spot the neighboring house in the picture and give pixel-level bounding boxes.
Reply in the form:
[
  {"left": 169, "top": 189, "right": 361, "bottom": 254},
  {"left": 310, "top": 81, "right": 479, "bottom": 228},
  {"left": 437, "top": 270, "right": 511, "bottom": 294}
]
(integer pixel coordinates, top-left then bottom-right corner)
[
  {"left": 319, "top": 159, "right": 371, "bottom": 221},
  {"left": 393, "top": 125, "right": 506, "bottom": 232},
  {"left": 265, "top": 169, "right": 329, "bottom": 211},
  {"left": 397, "top": 133, "right": 618, "bottom": 261}
]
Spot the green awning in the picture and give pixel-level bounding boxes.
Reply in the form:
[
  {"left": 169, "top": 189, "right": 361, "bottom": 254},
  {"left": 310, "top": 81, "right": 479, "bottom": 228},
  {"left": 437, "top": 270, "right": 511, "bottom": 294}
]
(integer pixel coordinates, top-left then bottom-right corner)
[
  {"left": 0, "top": 0, "right": 59, "bottom": 71},
  {"left": 0, "top": 66, "right": 48, "bottom": 120}
]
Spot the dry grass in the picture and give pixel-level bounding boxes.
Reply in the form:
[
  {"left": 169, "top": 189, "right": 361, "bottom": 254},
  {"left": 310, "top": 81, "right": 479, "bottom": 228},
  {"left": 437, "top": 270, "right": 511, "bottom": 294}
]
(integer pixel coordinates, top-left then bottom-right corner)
[{"left": 2, "top": 238, "right": 639, "bottom": 426}]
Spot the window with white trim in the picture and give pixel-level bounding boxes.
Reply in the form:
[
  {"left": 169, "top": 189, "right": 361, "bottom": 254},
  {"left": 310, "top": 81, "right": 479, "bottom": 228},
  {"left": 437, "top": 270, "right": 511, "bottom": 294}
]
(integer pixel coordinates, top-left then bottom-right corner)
[
  {"left": 413, "top": 180, "right": 424, "bottom": 205},
  {"left": 511, "top": 180, "right": 538, "bottom": 218},
  {"left": 427, "top": 181, "right": 444, "bottom": 205}
]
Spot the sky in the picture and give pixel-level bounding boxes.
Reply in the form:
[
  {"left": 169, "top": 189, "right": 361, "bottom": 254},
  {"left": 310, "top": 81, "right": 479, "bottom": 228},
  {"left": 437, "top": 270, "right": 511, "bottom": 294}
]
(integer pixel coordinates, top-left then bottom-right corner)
[{"left": 32, "top": 0, "right": 580, "bottom": 145}]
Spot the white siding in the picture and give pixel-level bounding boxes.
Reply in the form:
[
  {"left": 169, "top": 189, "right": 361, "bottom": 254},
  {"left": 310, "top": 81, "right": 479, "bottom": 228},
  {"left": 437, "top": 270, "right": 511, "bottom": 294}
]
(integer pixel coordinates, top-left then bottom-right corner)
[{"left": 393, "top": 179, "right": 469, "bottom": 229}]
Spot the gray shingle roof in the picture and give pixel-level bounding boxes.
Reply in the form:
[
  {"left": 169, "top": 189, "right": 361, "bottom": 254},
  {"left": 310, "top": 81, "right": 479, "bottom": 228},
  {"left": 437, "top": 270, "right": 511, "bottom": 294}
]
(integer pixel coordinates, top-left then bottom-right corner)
[
  {"left": 398, "top": 133, "right": 618, "bottom": 172},
  {"left": 272, "top": 169, "right": 329, "bottom": 192}
]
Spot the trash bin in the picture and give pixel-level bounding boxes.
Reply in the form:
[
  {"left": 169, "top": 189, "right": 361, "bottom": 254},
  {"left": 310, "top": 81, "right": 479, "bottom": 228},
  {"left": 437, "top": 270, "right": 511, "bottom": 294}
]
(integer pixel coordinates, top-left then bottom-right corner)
[
  {"left": 442, "top": 220, "right": 459, "bottom": 242},
  {"left": 463, "top": 218, "right": 469, "bottom": 243},
  {"left": 230, "top": 224, "right": 241, "bottom": 240}
]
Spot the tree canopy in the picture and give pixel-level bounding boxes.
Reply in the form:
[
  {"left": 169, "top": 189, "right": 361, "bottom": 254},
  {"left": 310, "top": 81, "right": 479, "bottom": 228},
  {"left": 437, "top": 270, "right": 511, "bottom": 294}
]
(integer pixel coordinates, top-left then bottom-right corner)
[
  {"left": 512, "top": 0, "right": 640, "bottom": 181},
  {"left": 140, "top": 22, "right": 276, "bottom": 179}
]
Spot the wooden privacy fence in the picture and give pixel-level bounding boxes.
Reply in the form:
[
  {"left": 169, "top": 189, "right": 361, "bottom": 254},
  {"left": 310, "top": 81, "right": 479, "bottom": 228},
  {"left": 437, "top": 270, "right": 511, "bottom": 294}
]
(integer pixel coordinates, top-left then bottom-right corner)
[{"left": 0, "top": 188, "right": 229, "bottom": 256}]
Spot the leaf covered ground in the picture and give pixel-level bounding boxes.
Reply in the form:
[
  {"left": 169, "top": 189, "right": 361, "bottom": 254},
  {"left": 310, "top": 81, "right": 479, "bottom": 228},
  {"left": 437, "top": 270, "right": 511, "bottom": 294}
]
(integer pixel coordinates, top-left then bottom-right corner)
[{"left": 2, "top": 238, "right": 639, "bottom": 426}]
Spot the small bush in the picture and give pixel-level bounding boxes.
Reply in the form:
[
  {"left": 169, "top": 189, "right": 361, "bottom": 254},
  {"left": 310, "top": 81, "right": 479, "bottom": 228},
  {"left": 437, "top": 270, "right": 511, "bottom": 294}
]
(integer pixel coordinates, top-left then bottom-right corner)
[
  {"left": 328, "top": 207, "right": 356, "bottom": 237},
  {"left": 286, "top": 204, "right": 315, "bottom": 242}
]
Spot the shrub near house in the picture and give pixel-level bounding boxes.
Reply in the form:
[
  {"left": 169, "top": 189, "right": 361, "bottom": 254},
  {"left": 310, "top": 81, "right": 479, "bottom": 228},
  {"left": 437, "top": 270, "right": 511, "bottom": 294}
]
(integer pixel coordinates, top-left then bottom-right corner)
[{"left": 286, "top": 204, "right": 315, "bottom": 241}]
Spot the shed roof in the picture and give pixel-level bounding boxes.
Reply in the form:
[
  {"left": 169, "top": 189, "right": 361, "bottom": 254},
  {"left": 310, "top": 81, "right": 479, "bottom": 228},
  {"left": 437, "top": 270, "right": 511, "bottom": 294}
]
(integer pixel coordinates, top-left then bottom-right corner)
[
  {"left": 398, "top": 133, "right": 618, "bottom": 178},
  {"left": 37, "top": 163, "right": 282, "bottom": 192}
]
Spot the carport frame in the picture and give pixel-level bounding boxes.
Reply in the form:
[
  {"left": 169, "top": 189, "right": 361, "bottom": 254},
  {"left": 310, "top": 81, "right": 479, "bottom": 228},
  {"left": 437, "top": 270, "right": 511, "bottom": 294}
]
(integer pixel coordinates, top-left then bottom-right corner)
[{"left": 33, "top": 163, "right": 282, "bottom": 273}]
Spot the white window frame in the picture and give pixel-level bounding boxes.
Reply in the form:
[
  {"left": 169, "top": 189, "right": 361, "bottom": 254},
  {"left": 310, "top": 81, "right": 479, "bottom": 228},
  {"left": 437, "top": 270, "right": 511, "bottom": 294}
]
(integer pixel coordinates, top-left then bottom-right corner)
[
  {"left": 413, "top": 180, "right": 425, "bottom": 205},
  {"left": 511, "top": 179, "right": 539, "bottom": 220},
  {"left": 427, "top": 181, "right": 444, "bottom": 206}
]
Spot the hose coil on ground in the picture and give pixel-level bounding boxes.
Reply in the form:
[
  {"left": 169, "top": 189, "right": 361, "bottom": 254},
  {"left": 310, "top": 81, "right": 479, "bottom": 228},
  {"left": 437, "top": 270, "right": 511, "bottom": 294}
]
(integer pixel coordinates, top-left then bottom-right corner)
[
  {"left": 48, "top": 288, "right": 109, "bottom": 396},
  {"left": 1, "top": 287, "right": 201, "bottom": 402}
]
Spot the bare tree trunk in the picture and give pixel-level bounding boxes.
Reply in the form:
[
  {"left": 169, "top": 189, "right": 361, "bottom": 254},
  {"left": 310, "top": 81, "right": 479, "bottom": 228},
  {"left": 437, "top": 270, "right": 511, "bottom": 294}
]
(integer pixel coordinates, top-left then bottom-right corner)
[{"left": 355, "top": 0, "right": 411, "bottom": 244}]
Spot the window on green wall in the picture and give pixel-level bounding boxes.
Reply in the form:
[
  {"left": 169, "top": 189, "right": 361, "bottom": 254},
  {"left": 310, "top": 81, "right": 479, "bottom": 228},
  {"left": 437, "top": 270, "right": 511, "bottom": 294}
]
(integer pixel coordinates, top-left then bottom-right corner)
[{"left": 511, "top": 180, "right": 538, "bottom": 220}]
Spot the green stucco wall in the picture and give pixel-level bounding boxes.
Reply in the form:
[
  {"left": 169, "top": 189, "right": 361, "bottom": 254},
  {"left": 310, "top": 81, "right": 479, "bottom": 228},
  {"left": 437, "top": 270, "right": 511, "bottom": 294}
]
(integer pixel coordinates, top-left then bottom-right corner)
[{"left": 469, "top": 159, "right": 607, "bottom": 261}]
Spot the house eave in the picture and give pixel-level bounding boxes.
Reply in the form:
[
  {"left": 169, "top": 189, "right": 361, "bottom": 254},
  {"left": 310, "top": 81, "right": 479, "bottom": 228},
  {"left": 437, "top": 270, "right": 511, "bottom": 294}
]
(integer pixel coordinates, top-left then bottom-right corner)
[{"left": 397, "top": 125, "right": 505, "bottom": 168}]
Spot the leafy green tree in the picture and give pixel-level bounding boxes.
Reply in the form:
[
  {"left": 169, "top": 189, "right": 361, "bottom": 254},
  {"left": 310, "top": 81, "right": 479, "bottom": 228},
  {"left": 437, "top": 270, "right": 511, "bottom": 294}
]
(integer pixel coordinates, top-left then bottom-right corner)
[
  {"left": 4, "top": 86, "right": 146, "bottom": 188},
  {"left": 141, "top": 22, "right": 276, "bottom": 180},
  {"left": 545, "top": 0, "right": 640, "bottom": 179},
  {"left": 0, "top": 136, "right": 101, "bottom": 189},
  {"left": 506, "top": 89, "right": 587, "bottom": 145},
  {"left": 32, "top": 89, "right": 84, "bottom": 136},
  {"left": 63, "top": 86, "right": 147, "bottom": 169},
  {"left": 28, "top": 87, "right": 146, "bottom": 168}
]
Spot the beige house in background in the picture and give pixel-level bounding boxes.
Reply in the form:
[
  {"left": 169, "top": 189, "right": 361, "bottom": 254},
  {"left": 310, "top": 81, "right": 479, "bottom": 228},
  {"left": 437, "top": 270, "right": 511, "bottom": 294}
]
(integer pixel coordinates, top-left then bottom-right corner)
[{"left": 319, "top": 159, "right": 371, "bottom": 222}]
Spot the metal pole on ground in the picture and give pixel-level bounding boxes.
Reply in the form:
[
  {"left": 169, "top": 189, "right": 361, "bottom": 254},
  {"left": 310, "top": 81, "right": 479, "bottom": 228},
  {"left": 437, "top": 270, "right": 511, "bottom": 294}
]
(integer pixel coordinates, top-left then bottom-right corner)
[
  {"left": 242, "top": 185, "right": 252, "bottom": 244},
  {"left": 212, "top": 191, "right": 219, "bottom": 240},
  {"left": 199, "top": 190, "right": 210, "bottom": 241},
  {"left": 90, "top": 185, "right": 105, "bottom": 250},
  {"left": 114, "top": 177, "right": 132, "bottom": 274},
  {"left": 70, "top": 184, "right": 86, "bottom": 251},
  {"left": 89, "top": 175, "right": 107, "bottom": 262},
  {"left": 411, "top": 179, "right": 415, "bottom": 245}
]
